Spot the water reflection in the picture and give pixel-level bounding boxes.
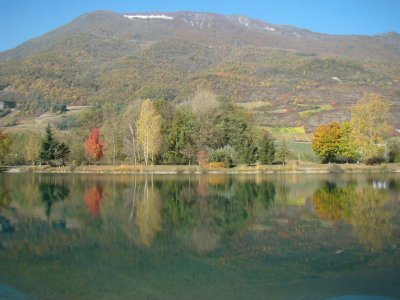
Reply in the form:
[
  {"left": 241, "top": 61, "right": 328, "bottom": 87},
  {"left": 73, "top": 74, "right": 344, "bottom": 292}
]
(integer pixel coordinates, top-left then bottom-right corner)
[
  {"left": 0, "top": 174, "right": 398, "bottom": 254},
  {"left": 39, "top": 182, "right": 69, "bottom": 219},
  {"left": 136, "top": 177, "right": 162, "bottom": 247},
  {"left": 84, "top": 185, "right": 103, "bottom": 218},
  {"left": 0, "top": 183, "right": 11, "bottom": 209},
  {"left": 312, "top": 180, "right": 392, "bottom": 252},
  {"left": 0, "top": 173, "right": 399, "bottom": 299},
  {"left": 350, "top": 186, "right": 392, "bottom": 253}
]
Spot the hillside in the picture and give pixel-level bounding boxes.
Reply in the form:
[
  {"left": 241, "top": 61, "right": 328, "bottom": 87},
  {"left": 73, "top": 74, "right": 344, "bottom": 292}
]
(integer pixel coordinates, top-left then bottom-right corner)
[{"left": 0, "top": 10, "right": 399, "bottom": 131}]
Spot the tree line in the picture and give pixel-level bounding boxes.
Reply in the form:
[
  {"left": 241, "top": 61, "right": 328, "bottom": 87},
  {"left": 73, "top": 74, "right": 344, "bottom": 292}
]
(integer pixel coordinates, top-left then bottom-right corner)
[
  {"left": 1, "top": 93, "right": 399, "bottom": 167},
  {"left": 311, "top": 94, "right": 400, "bottom": 164},
  {"left": 0, "top": 94, "right": 283, "bottom": 167}
]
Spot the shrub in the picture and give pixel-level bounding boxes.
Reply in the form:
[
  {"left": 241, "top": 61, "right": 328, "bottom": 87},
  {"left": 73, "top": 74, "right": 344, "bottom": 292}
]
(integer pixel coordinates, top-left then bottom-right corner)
[
  {"left": 205, "top": 162, "right": 227, "bottom": 169},
  {"left": 208, "top": 146, "right": 235, "bottom": 168},
  {"left": 365, "top": 156, "right": 385, "bottom": 165},
  {"left": 387, "top": 140, "right": 400, "bottom": 163}
]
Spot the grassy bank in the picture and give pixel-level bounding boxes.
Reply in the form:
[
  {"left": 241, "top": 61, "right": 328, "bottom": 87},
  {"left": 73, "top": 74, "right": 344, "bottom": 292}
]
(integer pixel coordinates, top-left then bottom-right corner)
[{"left": 3, "top": 161, "right": 400, "bottom": 174}]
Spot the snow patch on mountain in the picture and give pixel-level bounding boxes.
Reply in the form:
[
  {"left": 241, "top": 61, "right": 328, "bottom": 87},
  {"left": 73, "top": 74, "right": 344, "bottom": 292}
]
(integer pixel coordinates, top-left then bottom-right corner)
[
  {"left": 124, "top": 14, "right": 174, "bottom": 20},
  {"left": 237, "top": 16, "right": 250, "bottom": 27},
  {"left": 180, "top": 13, "right": 213, "bottom": 29}
]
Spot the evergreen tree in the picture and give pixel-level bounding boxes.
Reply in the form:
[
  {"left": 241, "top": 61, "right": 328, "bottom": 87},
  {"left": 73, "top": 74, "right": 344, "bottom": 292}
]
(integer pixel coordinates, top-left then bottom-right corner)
[
  {"left": 54, "top": 142, "right": 70, "bottom": 166},
  {"left": 258, "top": 131, "right": 275, "bottom": 164},
  {"left": 165, "top": 109, "right": 197, "bottom": 164},
  {"left": 277, "top": 139, "right": 290, "bottom": 165},
  {"left": 39, "top": 124, "right": 57, "bottom": 164},
  {"left": 240, "top": 132, "right": 258, "bottom": 165}
]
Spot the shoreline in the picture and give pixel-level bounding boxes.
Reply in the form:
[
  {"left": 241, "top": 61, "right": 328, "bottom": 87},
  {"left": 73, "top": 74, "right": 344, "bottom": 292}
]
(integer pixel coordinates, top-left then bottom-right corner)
[{"left": 2, "top": 162, "right": 400, "bottom": 175}]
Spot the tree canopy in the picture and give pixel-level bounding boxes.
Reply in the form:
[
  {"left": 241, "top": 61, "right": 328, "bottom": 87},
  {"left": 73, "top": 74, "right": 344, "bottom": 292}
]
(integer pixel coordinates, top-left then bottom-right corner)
[
  {"left": 350, "top": 94, "right": 390, "bottom": 162},
  {"left": 84, "top": 128, "right": 104, "bottom": 161},
  {"left": 312, "top": 122, "right": 341, "bottom": 163}
]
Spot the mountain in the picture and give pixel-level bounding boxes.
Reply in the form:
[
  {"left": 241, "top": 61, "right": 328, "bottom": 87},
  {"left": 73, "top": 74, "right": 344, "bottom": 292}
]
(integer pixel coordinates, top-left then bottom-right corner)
[{"left": 0, "top": 10, "right": 399, "bottom": 130}]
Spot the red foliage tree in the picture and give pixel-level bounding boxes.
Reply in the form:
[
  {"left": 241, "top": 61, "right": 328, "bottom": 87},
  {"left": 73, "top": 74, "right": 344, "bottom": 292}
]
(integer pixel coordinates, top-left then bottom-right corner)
[
  {"left": 84, "top": 185, "right": 103, "bottom": 217},
  {"left": 84, "top": 128, "right": 104, "bottom": 161}
]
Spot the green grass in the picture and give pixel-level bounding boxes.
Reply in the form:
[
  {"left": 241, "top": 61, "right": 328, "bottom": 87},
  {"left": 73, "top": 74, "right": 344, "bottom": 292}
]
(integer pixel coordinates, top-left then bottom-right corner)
[
  {"left": 275, "top": 141, "right": 319, "bottom": 162},
  {"left": 270, "top": 127, "right": 305, "bottom": 134},
  {"left": 299, "top": 104, "right": 333, "bottom": 119}
]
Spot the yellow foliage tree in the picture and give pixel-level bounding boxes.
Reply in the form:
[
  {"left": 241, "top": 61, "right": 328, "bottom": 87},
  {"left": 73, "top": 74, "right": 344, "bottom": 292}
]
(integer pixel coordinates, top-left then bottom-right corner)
[
  {"left": 311, "top": 122, "right": 341, "bottom": 163},
  {"left": 350, "top": 94, "right": 390, "bottom": 162},
  {"left": 136, "top": 99, "right": 162, "bottom": 165}
]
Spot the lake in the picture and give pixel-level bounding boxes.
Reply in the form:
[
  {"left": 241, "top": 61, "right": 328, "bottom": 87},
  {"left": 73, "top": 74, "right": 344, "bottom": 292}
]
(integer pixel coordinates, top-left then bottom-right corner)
[{"left": 0, "top": 172, "right": 399, "bottom": 300}]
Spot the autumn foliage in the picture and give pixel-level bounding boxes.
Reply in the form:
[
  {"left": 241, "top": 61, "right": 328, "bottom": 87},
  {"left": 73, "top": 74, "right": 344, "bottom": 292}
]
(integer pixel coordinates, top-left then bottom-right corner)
[
  {"left": 84, "top": 185, "right": 103, "bottom": 217},
  {"left": 311, "top": 122, "right": 341, "bottom": 163},
  {"left": 84, "top": 128, "right": 104, "bottom": 161}
]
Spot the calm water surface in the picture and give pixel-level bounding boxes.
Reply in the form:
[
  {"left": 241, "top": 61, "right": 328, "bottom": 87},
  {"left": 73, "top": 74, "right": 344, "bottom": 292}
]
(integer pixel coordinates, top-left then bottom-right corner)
[{"left": 0, "top": 173, "right": 399, "bottom": 300}]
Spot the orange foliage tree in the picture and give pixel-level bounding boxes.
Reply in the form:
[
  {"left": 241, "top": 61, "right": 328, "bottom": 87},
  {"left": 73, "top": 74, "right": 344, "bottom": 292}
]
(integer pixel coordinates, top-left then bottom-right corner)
[{"left": 84, "top": 128, "right": 104, "bottom": 161}]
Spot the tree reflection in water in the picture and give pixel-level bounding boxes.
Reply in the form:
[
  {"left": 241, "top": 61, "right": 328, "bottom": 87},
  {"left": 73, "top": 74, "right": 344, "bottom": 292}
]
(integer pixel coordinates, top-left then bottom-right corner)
[
  {"left": 160, "top": 176, "right": 276, "bottom": 253},
  {"left": 0, "top": 185, "right": 11, "bottom": 209},
  {"left": 84, "top": 185, "right": 103, "bottom": 218},
  {"left": 39, "top": 182, "right": 69, "bottom": 219},
  {"left": 312, "top": 181, "right": 392, "bottom": 252},
  {"left": 8, "top": 174, "right": 394, "bottom": 255},
  {"left": 351, "top": 186, "right": 392, "bottom": 253},
  {"left": 135, "top": 176, "right": 162, "bottom": 247}
]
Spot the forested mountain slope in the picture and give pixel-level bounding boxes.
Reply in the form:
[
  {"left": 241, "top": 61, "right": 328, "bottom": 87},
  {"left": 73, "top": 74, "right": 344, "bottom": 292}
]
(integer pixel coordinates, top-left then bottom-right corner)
[{"left": 1, "top": 11, "right": 399, "bottom": 130}]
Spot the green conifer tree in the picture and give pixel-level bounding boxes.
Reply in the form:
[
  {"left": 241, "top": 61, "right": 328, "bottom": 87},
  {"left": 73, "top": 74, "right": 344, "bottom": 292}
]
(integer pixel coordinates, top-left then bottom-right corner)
[
  {"left": 258, "top": 132, "right": 275, "bottom": 164},
  {"left": 39, "top": 124, "right": 57, "bottom": 164}
]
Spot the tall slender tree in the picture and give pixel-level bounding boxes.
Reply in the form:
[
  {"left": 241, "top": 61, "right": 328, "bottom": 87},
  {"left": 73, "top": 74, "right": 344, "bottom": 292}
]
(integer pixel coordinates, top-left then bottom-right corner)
[
  {"left": 136, "top": 99, "right": 162, "bottom": 165},
  {"left": 25, "top": 132, "right": 41, "bottom": 165},
  {"left": 102, "top": 102, "right": 123, "bottom": 165}
]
